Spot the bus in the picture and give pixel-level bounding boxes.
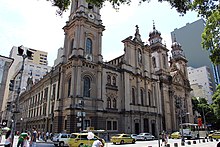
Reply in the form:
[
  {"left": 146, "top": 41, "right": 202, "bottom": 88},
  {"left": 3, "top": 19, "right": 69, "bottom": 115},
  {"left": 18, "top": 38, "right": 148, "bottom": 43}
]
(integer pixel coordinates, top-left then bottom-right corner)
[{"left": 180, "top": 123, "right": 207, "bottom": 139}]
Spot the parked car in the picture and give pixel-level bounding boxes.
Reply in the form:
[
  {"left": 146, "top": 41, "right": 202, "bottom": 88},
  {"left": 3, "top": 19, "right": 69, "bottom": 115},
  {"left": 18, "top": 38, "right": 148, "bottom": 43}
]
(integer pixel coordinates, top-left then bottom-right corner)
[
  {"left": 52, "top": 133, "right": 70, "bottom": 146},
  {"left": 68, "top": 133, "right": 105, "bottom": 147},
  {"left": 208, "top": 130, "right": 216, "bottom": 139},
  {"left": 170, "top": 132, "right": 181, "bottom": 139},
  {"left": 130, "top": 134, "right": 138, "bottom": 140},
  {"left": 136, "top": 133, "right": 155, "bottom": 141},
  {"left": 210, "top": 132, "right": 220, "bottom": 139},
  {"left": 111, "top": 134, "right": 136, "bottom": 144}
]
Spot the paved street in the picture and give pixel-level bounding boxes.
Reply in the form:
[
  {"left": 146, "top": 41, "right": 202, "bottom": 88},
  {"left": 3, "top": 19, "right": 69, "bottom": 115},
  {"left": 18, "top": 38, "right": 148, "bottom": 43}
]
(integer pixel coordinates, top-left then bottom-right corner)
[
  {"left": 105, "top": 139, "right": 220, "bottom": 147},
  {"left": 35, "top": 139, "right": 220, "bottom": 147}
]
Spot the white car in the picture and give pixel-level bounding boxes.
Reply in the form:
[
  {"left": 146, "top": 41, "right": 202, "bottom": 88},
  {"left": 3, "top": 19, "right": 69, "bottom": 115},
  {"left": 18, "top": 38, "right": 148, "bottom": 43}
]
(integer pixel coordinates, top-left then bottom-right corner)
[
  {"left": 136, "top": 133, "right": 155, "bottom": 141},
  {"left": 52, "top": 133, "right": 70, "bottom": 146},
  {"left": 131, "top": 134, "right": 138, "bottom": 140}
]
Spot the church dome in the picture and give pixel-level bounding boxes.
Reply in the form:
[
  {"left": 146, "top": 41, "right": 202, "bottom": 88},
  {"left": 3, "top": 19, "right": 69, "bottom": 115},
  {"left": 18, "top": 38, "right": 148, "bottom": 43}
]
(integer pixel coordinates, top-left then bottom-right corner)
[
  {"left": 149, "top": 27, "right": 161, "bottom": 38},
  {"left": 171, "top": 41, "right": 182, "bottom": 48}
]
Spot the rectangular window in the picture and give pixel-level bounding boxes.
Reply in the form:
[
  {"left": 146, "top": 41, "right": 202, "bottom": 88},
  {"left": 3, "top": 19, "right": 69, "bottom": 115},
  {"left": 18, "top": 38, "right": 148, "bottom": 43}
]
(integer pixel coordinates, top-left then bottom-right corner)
[
  {"left": 107, "top": 121, "right": 111, "bottom": 130},
  {"left": 65, "top": 120, "right": 67, "bottom": 130},
  {"left": 113, "top": 121, "right": 117, "bottom": 130}
]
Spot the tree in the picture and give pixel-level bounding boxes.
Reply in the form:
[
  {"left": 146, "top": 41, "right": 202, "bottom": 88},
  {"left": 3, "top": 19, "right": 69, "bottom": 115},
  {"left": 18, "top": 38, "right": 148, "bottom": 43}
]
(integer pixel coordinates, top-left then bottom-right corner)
[
  {"left": 192, "top": 96, "right": 218, "bottom": 129},
  {"left": 212, "top": 84, "right": 220, "bottom": 119},
  {"left": 48, "top": 0, "right": 219, "bottom": 65}
]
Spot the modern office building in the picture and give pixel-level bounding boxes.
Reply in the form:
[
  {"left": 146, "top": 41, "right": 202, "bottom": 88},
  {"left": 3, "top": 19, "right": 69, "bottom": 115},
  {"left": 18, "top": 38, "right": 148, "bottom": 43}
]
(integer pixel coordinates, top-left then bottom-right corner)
[
  {"left": 187, "top": 66, "right": 213, "bottom": 103},
  {"left": 0, "top": 55, "right": 13, "bottom": 124},
  {"left": 171, "top": 19, "right": 219, "bottom": 95},
  {"left": 16, "top": 0, "right": 193, "bottom": 137}
]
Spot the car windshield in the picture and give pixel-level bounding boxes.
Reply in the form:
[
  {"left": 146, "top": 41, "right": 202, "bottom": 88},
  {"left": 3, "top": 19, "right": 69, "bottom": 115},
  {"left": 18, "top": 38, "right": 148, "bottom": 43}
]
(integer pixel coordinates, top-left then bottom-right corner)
[
  {"left": 114, "top": 134, "right": 122, "bottom": 137},
  {"left": 132, "top": 134, "right": 137, "bottom": 136},
  {"left": 70, "top": 134, "right": 78, "bottom": 138}
]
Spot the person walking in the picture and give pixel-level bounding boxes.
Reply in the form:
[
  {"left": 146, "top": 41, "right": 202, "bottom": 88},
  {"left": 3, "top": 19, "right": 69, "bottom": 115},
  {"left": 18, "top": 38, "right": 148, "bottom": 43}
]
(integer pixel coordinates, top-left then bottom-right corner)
[
  {"left": 161, "top": 131, "right": 168, "bottom": 147},
  {"left": 4, "top": 129, "right": 12, "bottom": 147},
  {"left": 30, "top": 127, "right": 37, "bottom": 147},
  {"left": 17, "top": 132, "right": 28, "bottom": 147},
  {"left": 92, "top": 139, "right": 103, "bottom": 147}
]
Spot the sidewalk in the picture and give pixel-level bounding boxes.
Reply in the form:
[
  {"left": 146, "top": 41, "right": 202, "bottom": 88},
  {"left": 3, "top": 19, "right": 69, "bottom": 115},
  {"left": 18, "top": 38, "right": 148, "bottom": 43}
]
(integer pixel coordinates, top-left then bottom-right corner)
[{"left": 36, "top": 139, "right": 54, "bottom": 144}]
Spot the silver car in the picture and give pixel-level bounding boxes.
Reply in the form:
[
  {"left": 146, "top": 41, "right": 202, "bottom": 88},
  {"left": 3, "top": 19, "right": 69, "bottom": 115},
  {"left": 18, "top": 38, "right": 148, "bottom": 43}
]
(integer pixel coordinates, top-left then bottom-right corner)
[
  {"left": 136, "top": 133, "right": 155, "bottom": 141},
  {"left": 52, "top": 133, "right": 70, "bottom": 146}
]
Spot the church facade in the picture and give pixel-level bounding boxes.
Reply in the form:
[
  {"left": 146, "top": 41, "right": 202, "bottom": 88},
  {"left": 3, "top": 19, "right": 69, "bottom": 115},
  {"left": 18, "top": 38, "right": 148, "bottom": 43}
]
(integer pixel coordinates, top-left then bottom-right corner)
[{"left": 17, "top": 0, "right": 193, "bottom": 137}]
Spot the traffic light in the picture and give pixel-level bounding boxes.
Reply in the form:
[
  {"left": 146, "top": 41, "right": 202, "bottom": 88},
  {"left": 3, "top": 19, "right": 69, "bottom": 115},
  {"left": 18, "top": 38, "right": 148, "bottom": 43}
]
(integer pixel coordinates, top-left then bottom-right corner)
[
  {"left": 9, "top": 80, "right": 14, "bottom": 91},
  {"left": 18, "top": 46, "right": 24, "bottom": 55},
  {"left": 26, "top": 49, "right": 33, "bottom": 59},
  {"left": 6, "top": 102, "right": 11, "bottom": 111}
]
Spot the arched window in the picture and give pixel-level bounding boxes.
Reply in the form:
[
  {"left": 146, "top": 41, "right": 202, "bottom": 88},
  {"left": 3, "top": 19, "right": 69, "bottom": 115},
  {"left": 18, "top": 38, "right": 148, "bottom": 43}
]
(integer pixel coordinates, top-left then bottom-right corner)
[
  {"left": 83, "top": 77, "right": 91, "bottom": 97},
  {"left": 138, "top": 49, "right": 142, "bottom": 63},
  {"left": 107, "top": 75, "right": 111, "bottom": 85},
  {"left": 140, "top": 89, "right": 144, "bottom": 105},
  {"left": 148, "top": 91, "right": 151, "bottom": 106},
  {"left": 69, "top": 39, "right": 74, "bottom": 56},
  {"left": 112, "top": 76, "right": 116, "bottom": 86},
  {"left": 162, "top": 54, "right": 167, "bottom": 69},
  {"left": 113, "top": 98, "right": 117, "bottom": 108},
  {"left": 68, "top": 77, "right": 71, "bottom": 97},
  {"left": 132, "top": 88, "right": 136, "bottom": 104},
  {"left": 152, "top": 57, "right": 156, "bottom": 68},
  {"left": 107, "top": 98, "right": 111, "bottom": 108},
  {"left": 86, "top": 38, "right": 92, "bottom": 54}
]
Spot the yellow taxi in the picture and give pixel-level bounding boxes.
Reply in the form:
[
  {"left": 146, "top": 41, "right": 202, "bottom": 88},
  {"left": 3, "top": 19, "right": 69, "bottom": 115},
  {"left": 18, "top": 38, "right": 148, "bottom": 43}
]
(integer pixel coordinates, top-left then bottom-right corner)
[
  {"left": 170, "top": 132, "right": 181, "bottom": 139},
  {"left": 68, "top": 133, "right": 105, "bottom": 147},
  {"left": 211, "top": 132, "right": 220, "bottom": 139},
  {"left": 110, "top": 134, "right": 136, "bottom": 144}
]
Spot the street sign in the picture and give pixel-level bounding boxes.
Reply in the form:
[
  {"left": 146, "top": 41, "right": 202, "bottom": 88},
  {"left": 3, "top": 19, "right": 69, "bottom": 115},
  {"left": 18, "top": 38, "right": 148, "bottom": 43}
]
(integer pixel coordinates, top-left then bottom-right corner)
[
  {"left": 77, "top": 112, "right": 86, "bottom": 117},
  {"left": 2, "top": 120, "right": 7, "bottom": 127},
  {"left": 77, "top": 123, "right": 81, "bottom": 127}
]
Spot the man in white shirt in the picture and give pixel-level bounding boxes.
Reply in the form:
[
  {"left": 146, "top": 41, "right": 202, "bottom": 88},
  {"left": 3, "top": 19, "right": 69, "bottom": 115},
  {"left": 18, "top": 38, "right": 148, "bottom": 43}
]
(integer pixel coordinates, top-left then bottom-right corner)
[{"left": 92, "top": 139, "right": 103, "bottom": 147}]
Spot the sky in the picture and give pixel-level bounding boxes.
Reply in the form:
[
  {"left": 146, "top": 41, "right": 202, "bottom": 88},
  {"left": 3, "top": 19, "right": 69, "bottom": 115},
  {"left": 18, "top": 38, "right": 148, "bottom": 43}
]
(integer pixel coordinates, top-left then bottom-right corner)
[{"left": 0, "top": 0, "right": 200, "bottom": 66}]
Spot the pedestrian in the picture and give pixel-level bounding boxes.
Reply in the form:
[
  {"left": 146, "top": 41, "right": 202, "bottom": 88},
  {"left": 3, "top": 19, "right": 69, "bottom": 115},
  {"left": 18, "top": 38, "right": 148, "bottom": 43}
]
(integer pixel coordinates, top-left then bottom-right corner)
[
  {"left": 161, "top": 131, "right": 168, "bottom": 147},
  {"left": 45, "top": 132, "right": 49, "bottom": 142},
  {"left": 30, "top": 127, "right": 37, "bottom": 147},
  {"left": 17, "top": 132, "right": 28, "bottom": 147},
  {"left": 92, "top": 138, "right": 103, "bottom": 147},
  {"left": 4, "top": 129, "right": 12, "bottom": 147}
]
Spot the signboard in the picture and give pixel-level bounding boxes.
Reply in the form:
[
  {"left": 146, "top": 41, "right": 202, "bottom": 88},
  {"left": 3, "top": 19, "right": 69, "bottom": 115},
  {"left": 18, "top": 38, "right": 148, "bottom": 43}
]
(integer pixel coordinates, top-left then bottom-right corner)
[{"left": 197, "top": 117, "right": 202, "bottom": 127}]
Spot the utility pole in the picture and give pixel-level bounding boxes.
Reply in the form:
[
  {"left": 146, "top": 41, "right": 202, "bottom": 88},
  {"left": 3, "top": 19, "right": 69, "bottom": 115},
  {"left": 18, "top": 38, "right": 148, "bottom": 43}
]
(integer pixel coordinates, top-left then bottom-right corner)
[{"left": 11, "top": 45, "right": 33, "bottom": 145}]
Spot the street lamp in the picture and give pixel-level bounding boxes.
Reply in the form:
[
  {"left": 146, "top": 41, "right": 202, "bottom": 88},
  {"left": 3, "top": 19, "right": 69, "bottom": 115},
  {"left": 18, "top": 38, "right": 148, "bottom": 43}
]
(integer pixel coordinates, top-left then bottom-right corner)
[
  {"left": 175, "top": 96, "right": 188, "bottom": 145},
  {"left": 11, "top": 45, "right": 33, "bottom": 145}
]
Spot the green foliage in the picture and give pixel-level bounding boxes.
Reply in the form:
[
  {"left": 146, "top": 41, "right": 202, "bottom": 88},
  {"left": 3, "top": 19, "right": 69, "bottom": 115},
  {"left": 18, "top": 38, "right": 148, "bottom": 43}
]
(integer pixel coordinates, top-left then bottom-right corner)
[
  {"left": 202, "top": 10, "right": 220, "bottom": 64},
  {"left": 47, "top": 0, "right": 71, "bottom": 15},
  {"left": 212, "top": 84, "right": 220, "bottom": 119}
]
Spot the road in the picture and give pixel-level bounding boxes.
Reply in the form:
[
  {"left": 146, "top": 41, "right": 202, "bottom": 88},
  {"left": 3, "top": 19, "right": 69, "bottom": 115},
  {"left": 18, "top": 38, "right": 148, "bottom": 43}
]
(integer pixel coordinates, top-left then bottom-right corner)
[{"left": 36, "top": 139, "right": 220, "bottom": 147}]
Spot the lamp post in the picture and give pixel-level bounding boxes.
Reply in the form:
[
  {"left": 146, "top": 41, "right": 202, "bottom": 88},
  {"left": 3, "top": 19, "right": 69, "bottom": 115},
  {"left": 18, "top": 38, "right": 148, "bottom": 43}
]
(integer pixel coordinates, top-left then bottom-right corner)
[
  {"left": 175, "top": 96, "right": 188, "bottom": 146},
  {"left": 11, "top": 45, "right": 33, "bottom": 145}
]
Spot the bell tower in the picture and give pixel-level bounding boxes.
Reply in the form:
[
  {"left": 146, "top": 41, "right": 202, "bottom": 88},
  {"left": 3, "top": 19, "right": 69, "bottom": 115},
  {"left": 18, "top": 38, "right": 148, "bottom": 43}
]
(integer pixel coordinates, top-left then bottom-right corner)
[
  {"left": 148, "top": 22, "right": 169, "bottom": 74},
  {"left": 62, "top": 0, "right": 104, "bottom": 63},
  {"left": 170, "top": 35, "right": 188, "bottom": 77}
]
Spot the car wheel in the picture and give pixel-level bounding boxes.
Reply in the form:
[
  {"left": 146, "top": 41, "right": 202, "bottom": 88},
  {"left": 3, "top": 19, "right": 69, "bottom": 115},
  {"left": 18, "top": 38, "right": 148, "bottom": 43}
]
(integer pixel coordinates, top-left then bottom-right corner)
[
  {"left": 120, "top": 140, "right": 124, "bottom": 144},
  {"left": 113, "top": 142, "right": 116, "bottom": 144},
  {"left": 132, "top": 139, "right": 135, "bottom": 144},
  {"left": 79, "top": 143, "right": 84, "bottom": 147},
  {"left": 54, "top": 144, "right": 58, "bottom": 147},
  {"left": 144, "top": 137, "right": 147, "bottom": 141},
  {"left": 59, "top": 142, "right": 64, "bottom": 147}
]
